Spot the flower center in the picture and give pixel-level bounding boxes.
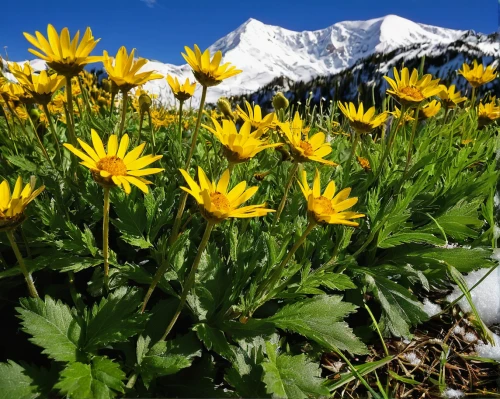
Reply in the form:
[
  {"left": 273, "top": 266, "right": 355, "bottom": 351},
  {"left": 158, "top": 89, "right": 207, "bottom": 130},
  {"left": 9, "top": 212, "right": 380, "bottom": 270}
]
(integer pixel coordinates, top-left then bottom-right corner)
[
  {"left": 210, "top": 192, "right": 231, "bottom": 212},
  {"left": 400, "top": 86, "right": 425, "bottom": 101},
  {"left": 314, "top": 196, "right": 334, "bottom": 215},
  {"left": 96, "top": 156, "right": 128, "bottom": 176},
  {"left": 299, "top": 140, "right": 314, "bottom": 156}
]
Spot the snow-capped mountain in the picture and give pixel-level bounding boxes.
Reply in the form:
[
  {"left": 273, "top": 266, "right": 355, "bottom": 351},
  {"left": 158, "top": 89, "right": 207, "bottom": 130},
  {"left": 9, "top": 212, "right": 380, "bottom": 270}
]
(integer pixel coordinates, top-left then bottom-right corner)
[{"left": 10, "top": 15, "right": 500, "bottom": 105}]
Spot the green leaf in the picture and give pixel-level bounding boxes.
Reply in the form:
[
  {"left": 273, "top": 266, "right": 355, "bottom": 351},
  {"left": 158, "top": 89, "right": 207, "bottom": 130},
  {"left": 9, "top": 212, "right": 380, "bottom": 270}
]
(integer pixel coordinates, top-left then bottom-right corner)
[
  {"left": 261, "top": 342, "right": 329, "bottom": 399},
  {"left": 55, "top": 356, "right": 125, "bottom": 399},
  {"left": 6, "top": 155, "right": 38, "bottom": 172},
  {"left": 111, "top": 192, "right": 150, "bottom": 248},
  {"left": 326, "top": 356, "right": 394, "bottom": 391},
  {"left": 84, "top": 287, "right": 148, "bottom": 351},
  {"left": 17, "top": 296, "right": 85, "bottom": 362},
  {"left": 194, "top": 323, "right": 233, "bottom": 359},
  {"left": 388, "top": 370, "right": 420, "bottom": 385},
  {"left": 378, "top": 232, "right": 444, "bottom": 248},
  {"left": 266, "top": 296, "right": 367, "bottom": 354},
  {"left": 0, "top": 361, "right": 40, "bottom": 399},
  {"left": 365, "top": 273, "right": 428, "bottom": 337},
  {"left": 138, "top": 332, "right": 202, "bottom": 387}
]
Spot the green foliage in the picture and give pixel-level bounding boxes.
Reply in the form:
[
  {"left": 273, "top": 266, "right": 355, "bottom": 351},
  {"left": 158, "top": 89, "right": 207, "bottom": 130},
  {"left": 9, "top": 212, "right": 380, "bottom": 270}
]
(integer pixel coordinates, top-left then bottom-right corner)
[
  {"left": 262, "top": 342, "right": 329, "bottom": 399},
  {"left": 84, "top": 287, "right": 148, "bottom": 351},
  {"left": 0, "top": 361, "right": 41, "bottom": 399},
  {"left": 17, "top": 296, "right": 85, "bottom": 362},
  {"left": 55, "top": 357, "right": 125, "bottom": 399},
  {"left": 266, "top": 295, "right": 367, "bottom": 354}
]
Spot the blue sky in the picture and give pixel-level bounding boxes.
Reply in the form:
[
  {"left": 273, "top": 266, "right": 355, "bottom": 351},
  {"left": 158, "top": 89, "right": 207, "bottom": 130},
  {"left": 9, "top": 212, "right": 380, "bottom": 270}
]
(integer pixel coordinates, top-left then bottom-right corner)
[{"left": 1, "top": 0, "right": 497, "bottom": 64}]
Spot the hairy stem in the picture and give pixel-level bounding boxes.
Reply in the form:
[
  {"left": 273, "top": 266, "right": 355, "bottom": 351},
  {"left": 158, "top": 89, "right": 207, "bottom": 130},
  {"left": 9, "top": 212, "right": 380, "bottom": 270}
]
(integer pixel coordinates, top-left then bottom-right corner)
[
  {"left": 103, "top": 187, "right": 111, "bottom": 289},
  {"left": 272, "top": 162, "right": 299, "bottom": 227},
  {"left": 6, "top": 230, "right": 38, "bottom": 298}
]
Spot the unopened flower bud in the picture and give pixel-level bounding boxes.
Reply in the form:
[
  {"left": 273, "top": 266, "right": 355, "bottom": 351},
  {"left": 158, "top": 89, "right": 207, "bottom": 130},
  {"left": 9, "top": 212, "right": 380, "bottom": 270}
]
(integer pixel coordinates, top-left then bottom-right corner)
[
  {"left": 272, "top": 92, "right": 289, "bottom": 111},
  {"left": 217, "top": 97, "right": 234, "bottom": 120},
  {"left": 139, "top": 93, "right": 152, "bottom": 114}
]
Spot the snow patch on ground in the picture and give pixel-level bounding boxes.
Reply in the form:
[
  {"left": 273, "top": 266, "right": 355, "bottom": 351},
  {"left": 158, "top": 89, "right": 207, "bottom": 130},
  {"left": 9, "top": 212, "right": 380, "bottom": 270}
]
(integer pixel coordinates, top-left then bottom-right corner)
[
  {"left": 442, "top": 388, "right": 465, "bottom": 398},
  {"left": 475, "top": 332, "right": 500, "bottom": 361},
  {"left": 447, "top": 264, "right": 500, "bottom": 326},
  {"left": 423, "top": 298, "right": 441, "bottom": 317}
]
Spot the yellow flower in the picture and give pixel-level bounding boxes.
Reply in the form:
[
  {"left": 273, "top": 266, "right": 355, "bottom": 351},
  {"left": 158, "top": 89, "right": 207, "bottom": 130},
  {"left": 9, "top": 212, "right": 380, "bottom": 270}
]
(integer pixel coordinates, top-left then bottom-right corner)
[
  {"left": 202, "top": 118, "right": 281, "bottom": 164},
  {"left": 458, "top": 60, "right": 497, "bottom": 88},
  {"left": 338, "top": 102, "right": 388, "bottom": 133},
  {"left": 179, "top": 166, "right": 274, "bottom": 223},
  {"left": 477, "top": 100, "right": 500, "bottom": 128},
  {"left": 102, "top": 47, "right": 163, "bottom": 92},
  {"left": 15, "top": 106, "right": 29, "bottom": 121},
  {"left": 10, "top": 63, "right": 65, "bottom": 105},
  {"left": 24, "top": 24, "right": 101, "bottom": 76},
  {"left": 217, "top": 97, "right": 235, "bottom": 121},
  {"left": 384, "top": 67, "right": 443, "bottom": 107},
  {"left": 278, "top": 112, "right": 337, "bottom": 166},
  {"left": 420, "top": 100, "right": 441, "bottom": 119},
  {"left": 182, "top": 44, "right": 242, "bottom": 87},
  {"left": 438, "top": 85, "right": 467, "bottom": 109},
  {"left": 166, "top": 75, "right": 196, "bottom": 101},
  {"left": 390, "top": 106, "right": 415, "bottom": 126},
  {"left": 236, "top": 101, "right": 275, "bottom": 132},
  {"left": 297, "top": 169, "right": 364, "bottom": 226},
  {"left": 63, "top": 129, "right": 163, "bottom": 194},
  {"left": 357, "top": 156, "right": 371, "bottom": 171},
  {"left": 0, "top": 81, "right": 34, "bottom": 104},
  {"left": 0, "top": 176, "right": 45, "bottom": 230}
]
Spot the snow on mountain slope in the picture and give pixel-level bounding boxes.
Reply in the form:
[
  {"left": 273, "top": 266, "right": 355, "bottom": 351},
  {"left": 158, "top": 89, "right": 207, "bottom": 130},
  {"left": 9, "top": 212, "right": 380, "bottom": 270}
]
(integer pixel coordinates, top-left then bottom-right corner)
[{"left": 11, "top": 15, "right": 499, "bottom": 105}]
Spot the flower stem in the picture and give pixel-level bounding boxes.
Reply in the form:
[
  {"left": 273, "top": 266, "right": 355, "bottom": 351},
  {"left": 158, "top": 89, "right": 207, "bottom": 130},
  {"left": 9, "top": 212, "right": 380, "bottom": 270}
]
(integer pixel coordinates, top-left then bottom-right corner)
[
  {"left": 42, "top": 103, "right": 63, "bottom": 163},
  {"left": 178, "top": 100, "right": 184, "bottom": 145},
  {"left": 6, "top": 230, "right": 38, "bottom": 298},
  {"left": 65, "top": 76, "right": 77, "bottom": 145},
  {"left": 118, "top": 90, "right": 129, "bottom": 137},
  {"left": 272, "top": 162, "right": 299, "bottom": 227},
  {"left": 102, "top": 187, "right": 111, "bottom": 289},
  {"left": 77, "top": 76, "right": 92, "bottom": 116},
  {"left": 161, "top": 221, "right": 215, "bottom": 341},
  {"left": 404, "top": 105, "right": 421, "bottom": 174},
  {"left": 169, "top": 86, "right": 208, "bottom": 243},
  {"left": 148, "top": 111, "right": 154, "bottom": 151},
  {"left": 364, "top": 302, "right": 389, "bottom": 357},
  {"left": 375, "top": 105, "right": 406, "bottom": 179},
  {"left": 254, "top": 220, "right": 316, "bottom": 310},
  {"left": 138, "top": 111, "right": 144, "bottom": 141},
  {"left": 342, "top": 131, "right": 360, "bottom": 185}
]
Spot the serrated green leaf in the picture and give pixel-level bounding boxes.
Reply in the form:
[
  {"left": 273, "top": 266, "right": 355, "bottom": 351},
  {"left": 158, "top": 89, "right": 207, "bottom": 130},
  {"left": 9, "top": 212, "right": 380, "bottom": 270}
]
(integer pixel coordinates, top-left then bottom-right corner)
[
  {"left": 378, "top": 232, "right": 444, "bottom": 248},
  {"left": 17, "top": 296, "right": 85, "bottom": 362},
  {"left": 266, "top": 296, "right": 367, "bottom": 354},
  {"left": 0, "top": 361, "right": 40, "bottom": 399},
  {"left": 194, "top": 324, "right": 233, "bottom": 359},
  {"left": 84, "top": 287, "right": 148, "bottom": 351},
  {"left": 365, "top": 273, "right": 428, "bottom": 337},
  {"left": 139, "top": 332, "right": 202, "bottom": 387},
  {"left": 261, "top": 342, "right": 329, "bottom": 399},
  {"left": 6, "top": 155, "right": 38, "bottom": 172},
  {"left": 55, "top": 356, "right": 125, "bottom": 399}
]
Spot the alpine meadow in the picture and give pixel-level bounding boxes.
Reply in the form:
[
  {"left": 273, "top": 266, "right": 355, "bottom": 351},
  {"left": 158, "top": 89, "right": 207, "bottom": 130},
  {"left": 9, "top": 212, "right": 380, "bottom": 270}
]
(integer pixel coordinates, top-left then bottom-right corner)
[{"left": 0, "top": 16, "right": 499, "bottom": 399}]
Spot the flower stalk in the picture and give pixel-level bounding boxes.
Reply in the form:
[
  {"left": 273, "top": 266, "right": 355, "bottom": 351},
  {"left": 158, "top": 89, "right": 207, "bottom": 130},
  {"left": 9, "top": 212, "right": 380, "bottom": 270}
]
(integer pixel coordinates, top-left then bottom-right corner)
[
  {"left": 272, "top": 162, "right": 299, "bottom": 227},
  {"left": 65, "top": 76, "right": 77, "bottom": 145},
  {"left": 6, "top": 230, "right": 38, "bottom": 298},
  {"left": 102, "top": 187, "right": 111, "bottom": 288},
  {"left": 342, "top": 131, "right": 360, "bottom": 184},
  {"left": 42, "top": 103, "right": 63, "bottom": 162},
  {"left": 404, "top": 105, "right": 421, "bottom": 173},
  {"left": 161, "top": 221, "right": 215, "bottom": 341},
  {"left": 118, "top": 91, "right": 129, "bottom": 136}
]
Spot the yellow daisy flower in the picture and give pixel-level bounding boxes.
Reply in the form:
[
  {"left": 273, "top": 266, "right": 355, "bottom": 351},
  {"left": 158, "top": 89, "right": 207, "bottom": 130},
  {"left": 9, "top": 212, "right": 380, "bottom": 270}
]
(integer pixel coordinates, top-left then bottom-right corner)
[
  {"left": 0, "top": 81, "right": 34, "bottom": 104},
  {"left": 297, "top": 169, "right": 364, "bottom": 226},
  {"left": 182, "top": 44, "right": 242, "bottom": 87},
  {"left": 103, "top": 47, "right": 163, "bottom": 93},
  {"left": 202, "top": 118, "right": 281, "bottom": 164},
  {"left": 384, "top": 67, "right": 443, "bottom": 107},
  {"left": 0, "top": 176, "right": 45, "bottom": 230},
  {"left": 63, "top": 129, "right": 163, "bottom": 194},
  {"left": 438, "top": 85, "right": 467, "bottom": 109},
  {"left": 217, "top": 97, "right": 236, "bottom": 121},
  {"left": 420, "top": 100, "right": 442, "bottom": 119},
  {"left": 357, "top": 156, "right": 371, "bottom": 171},
  {"left": 23, "top": 24, "right": 101, "bottom": 76},
  {"left": 477, "top": 100, "right": 500, "bottom": 128},
  {"left": 278, "top": 112, "right": 337, "bottom": 166},
  {"left": 458, "top": 60, "right": 497, "bottom": 88},
  {"left": 166, "top": 75, "right": 196, "bottom": 101},
  {"left": 10, "top": 63, "right": 65, "bottom": 105},
  {"left": 236, "top": 101, "right": 275, "bottom": 132},
  {"left": 338, "top": 102, "right": 388, "bottom": 133},
  {"left": 390, "top": 106, "right": 415, "bottom": 126},
  {"left": 179, "top": 166, "right": 274, "bottom": 223}
]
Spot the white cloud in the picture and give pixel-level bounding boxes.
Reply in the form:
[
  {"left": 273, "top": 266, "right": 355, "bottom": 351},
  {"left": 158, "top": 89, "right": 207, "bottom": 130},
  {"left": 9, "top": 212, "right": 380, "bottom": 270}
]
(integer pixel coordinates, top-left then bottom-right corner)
[{"left": 140, "top": 0, "right": 157, "bottom": 7}]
